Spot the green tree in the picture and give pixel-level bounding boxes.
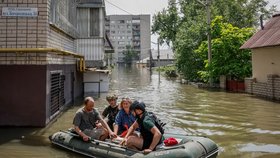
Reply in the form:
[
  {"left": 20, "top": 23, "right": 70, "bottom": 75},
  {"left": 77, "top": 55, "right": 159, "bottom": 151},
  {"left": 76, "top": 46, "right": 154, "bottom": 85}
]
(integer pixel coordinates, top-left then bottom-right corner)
[
  {"left": 152, "top": 0, "right": 179, "bottom": 46},
  {"left": 152, "top": 0, "right": 276, "bottom": 81},
  {"left": 195, "top": 16, "right": 254, "bottom": 82},
  {"left": 122, "top": 45, "right": 137, "bottom": 64}
]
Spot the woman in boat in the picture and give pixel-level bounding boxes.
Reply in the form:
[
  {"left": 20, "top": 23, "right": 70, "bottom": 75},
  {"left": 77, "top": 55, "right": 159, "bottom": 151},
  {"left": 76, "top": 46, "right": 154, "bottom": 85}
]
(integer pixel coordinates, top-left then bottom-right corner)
[
  {"left": 121, "top": 101, "right": 164, "bottom": 154},
  {"left": 102, "top": 94, "right": 119, "bottom": 131},
  {"left": 73, "top": 97, "right": 117, "bottom": 141},
  {"left": 113, "top": 97, "right": 136, "bottom": 137}
]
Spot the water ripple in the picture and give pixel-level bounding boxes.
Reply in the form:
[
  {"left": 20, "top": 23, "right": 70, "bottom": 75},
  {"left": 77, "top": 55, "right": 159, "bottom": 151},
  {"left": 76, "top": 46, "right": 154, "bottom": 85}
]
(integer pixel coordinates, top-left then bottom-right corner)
[
  {"left": 239, "top": 143, "right": 280, "bottom": 153},
  {"left": 250, "top": 128, "right": 280, "bottom": 135}
]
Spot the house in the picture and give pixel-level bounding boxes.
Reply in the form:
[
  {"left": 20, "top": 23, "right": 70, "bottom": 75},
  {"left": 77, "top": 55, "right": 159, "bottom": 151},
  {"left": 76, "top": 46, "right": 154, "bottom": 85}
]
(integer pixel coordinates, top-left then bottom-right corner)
[
  {"left": 0, "top": 0, "right": 112, "bottom": 127},
  {"left": 240, "top": 13, "right": 280, "bottom": 101}
]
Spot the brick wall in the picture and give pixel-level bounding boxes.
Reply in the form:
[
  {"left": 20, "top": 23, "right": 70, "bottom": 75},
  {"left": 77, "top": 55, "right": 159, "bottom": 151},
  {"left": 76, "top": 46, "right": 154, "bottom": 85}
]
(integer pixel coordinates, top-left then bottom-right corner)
[
  {"left": 0, "top": 0, "right": 48, "bottom": 48},
  {"left": 47, "top": 0, "right": 77, "bottom": 52},
  {"left": 0, "top": 0, "right": 78, "bottom": 64},
  {"left": 0, "top": 0, "right": 76, "bottom": 52},
  {"left": 245, "top": 75, "right": 280, "bottom": 101},
  {"left": 47, "top": 27, "right": 75, "bottom": 52}
]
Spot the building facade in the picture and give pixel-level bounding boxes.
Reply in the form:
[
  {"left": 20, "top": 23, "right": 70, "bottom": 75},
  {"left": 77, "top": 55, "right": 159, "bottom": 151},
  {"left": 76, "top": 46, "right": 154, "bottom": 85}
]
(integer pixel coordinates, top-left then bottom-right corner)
[
  {"left": 0, "top": 0, "right": 109, "bottom": 127},
  {"left": 105, "top": 14, "right": 150, "bottom": 63},
  {"left": 241, "top": 13, "right": 280, "bottom": 101}
]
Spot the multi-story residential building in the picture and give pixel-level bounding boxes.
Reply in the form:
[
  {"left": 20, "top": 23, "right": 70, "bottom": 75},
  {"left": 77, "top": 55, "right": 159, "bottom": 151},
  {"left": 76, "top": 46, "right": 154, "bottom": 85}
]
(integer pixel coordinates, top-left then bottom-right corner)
[
  {"left": 0, "top": 0, "right": 112, "bottom": 127},
  {"left": 105, "top": 15, "right": 151, "bottom": 63},
  {"left": 76, "top": 0, "right": 113, "bottom": 68}
]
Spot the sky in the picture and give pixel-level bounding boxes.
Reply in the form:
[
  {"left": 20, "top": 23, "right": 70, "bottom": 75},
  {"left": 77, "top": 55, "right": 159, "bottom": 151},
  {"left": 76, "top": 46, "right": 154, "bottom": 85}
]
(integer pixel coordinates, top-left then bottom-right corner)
[
  {"left": 105, "top": 0, "right": 280, "bottom": 49},
  {"left": 269, "top": 0, "right": 280, "bottom": 10},
  {"left": 105, "top": 0, "right": 169, "bottom": 49}
]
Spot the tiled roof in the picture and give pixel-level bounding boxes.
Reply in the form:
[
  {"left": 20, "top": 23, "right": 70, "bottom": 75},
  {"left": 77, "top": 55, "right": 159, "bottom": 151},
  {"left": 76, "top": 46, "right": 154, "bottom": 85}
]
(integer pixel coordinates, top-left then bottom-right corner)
[{"left": 240, "top": 13, "right": 280, "bottom": 49}]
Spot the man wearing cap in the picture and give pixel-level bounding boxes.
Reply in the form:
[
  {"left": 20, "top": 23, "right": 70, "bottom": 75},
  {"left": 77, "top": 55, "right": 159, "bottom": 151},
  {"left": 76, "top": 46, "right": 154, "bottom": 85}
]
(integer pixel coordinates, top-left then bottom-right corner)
[
  {"left": 102, "top": 94, "right": 119, "bottom": 131},
  {"left": 73, "top": 97, "right": 117, "bottom": 141},
  {"left": 120, "top": 101, "right": 164, "bottom": 154}
]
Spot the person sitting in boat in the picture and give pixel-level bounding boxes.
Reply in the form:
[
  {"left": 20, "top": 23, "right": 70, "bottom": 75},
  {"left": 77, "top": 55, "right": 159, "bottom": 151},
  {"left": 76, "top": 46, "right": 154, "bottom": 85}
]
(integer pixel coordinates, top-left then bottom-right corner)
[
  {"left": 102, "top": 94, "right": 119, "bottom": 131},
  {"left": 73, "top": 97, "right": 117, "bottom": 142},
  {"left": 113, "top": 97, "right": 136, "bottom": 137},
  {"left": 120, "top": 101, "right": 164, "bottom": 154}
]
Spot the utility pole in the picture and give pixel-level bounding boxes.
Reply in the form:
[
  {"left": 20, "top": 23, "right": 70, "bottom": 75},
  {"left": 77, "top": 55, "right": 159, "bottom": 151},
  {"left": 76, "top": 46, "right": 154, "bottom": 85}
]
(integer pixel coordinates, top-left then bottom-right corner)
[
  {"left": 207, "top": 0, "right": 213, "bottom": 86},
  {"left": 199, "top": 0, "right": 212, "bottom": 86},
  {"left": 157, "top": 38, "right": 161, "bottom": 83},
  {"left": 149, "top": 49, "right": 152, "bottom": 70},
  {"left": 157, "top": 38, "right": 160, "bottom": 67},
  {"left": 206, "top": 0, "right": 212, "bottom": 65}
]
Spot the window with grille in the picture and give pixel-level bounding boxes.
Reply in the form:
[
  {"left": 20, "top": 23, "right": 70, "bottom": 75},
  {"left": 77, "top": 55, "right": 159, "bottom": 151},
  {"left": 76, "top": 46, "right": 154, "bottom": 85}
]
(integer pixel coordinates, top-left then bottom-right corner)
[{"left": 50, "top": 72, "right": 65, "bottom": 116}]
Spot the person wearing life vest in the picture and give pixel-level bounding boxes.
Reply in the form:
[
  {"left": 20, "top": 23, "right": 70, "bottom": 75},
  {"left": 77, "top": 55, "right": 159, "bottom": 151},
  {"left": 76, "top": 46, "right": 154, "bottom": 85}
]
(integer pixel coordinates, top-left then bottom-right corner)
[{"left": 120, "top": 101, "right": 164, "bottom": 154}]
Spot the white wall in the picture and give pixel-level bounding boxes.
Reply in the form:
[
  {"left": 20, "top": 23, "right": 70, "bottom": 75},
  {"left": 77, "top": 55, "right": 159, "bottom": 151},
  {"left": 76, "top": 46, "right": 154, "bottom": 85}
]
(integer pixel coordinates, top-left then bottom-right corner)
[{"left": 252, "top": 47, "right": 280, "bottom": 82}]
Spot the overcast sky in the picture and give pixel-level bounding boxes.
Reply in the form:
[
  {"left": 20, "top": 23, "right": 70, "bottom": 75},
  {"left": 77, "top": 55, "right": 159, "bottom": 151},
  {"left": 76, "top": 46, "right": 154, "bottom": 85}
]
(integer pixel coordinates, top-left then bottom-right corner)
[
  {"left": 105, "top": 0, "right": 169, "bottom": 49},
  {"left": 269, "top": 0, "right": 280, "bottom": 10},
  {"left": 105, "top": 0, "right": 280, "bottom": 49}
]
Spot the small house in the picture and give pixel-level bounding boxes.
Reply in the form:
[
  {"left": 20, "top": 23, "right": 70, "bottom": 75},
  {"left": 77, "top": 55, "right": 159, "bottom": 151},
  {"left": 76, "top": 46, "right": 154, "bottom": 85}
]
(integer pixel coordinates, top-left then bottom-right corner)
[{"left": 240, "top": 13, "right": 280, "bottom": 101}]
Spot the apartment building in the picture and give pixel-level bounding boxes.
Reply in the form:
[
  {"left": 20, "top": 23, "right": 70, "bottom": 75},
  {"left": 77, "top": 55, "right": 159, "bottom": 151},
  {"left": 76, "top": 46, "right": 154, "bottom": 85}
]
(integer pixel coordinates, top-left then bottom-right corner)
[
  {"left": 105, "top": 15, "right": 151, "bottom": 63},
  {"left": 0, "top": 0, "right": 111, "bottom": 127}
]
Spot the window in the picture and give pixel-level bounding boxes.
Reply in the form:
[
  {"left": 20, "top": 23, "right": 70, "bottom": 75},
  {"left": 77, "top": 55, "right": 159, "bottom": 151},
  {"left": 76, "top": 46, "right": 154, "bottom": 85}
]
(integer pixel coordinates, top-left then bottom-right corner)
[
  {"left": 50, "top": 71, "right": 65, "bottom": 116},
  {"left": 132, "top": 20, "right": 140, "bottom": 23},
  {"left": 90, "top": 8, "right": 100, "bottom": 36},
  {"left": 77, "top": 8, "right": 100, "bottom": 37},
  {"left": 118, "top": 41, "right": 125, "bottom": 45},
  {"left": 118, "top": 25, "right": 124, "bottom": 29},
  {"left": 119, "top": 20, "right": 125, "bottom": 24}
]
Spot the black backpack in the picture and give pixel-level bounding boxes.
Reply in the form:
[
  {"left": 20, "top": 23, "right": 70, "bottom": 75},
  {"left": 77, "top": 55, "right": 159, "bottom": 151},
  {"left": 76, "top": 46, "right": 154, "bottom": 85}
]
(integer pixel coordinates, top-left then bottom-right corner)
[{"left": 147, "top": 112, "right": 166, "bottom": 134}]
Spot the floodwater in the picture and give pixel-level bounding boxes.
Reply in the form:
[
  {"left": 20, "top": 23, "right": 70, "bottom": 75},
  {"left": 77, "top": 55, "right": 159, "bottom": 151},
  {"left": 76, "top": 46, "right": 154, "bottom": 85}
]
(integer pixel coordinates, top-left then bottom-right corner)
[{"left": 1, "top": 65, "right": 280, "bottom": 158}]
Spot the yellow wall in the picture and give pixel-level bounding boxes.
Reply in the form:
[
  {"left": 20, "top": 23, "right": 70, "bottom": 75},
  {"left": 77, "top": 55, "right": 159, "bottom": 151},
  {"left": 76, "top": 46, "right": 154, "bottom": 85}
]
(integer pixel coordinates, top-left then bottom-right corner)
[{"left": 252, "top": 47, "right": 280, "bottom": 82}]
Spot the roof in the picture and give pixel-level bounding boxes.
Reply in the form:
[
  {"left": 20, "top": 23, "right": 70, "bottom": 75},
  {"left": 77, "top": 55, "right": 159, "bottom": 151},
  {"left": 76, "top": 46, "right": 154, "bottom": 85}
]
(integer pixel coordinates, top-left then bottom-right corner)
[{"left": 240, "top": 13, "right": 280, "bottom": 49}]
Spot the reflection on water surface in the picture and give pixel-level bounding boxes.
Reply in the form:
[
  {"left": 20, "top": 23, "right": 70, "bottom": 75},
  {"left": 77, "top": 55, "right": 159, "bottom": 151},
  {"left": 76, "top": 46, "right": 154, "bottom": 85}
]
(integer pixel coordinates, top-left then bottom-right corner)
[{"left": 0, "top": 65, "right": 280, "bottom": 158}]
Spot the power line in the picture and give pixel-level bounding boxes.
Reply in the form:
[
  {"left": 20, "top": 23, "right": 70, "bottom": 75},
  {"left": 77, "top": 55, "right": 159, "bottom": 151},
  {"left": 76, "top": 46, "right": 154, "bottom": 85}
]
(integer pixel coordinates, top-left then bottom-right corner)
[
  {"left": 104, "top": 0, "right": 152, "bottom": 31},
  {"left": 105, "top": 0, "right": 170, "bottom": 48},
  {"left": 104, "top": 0, "right": 134, "bottom": 15}
]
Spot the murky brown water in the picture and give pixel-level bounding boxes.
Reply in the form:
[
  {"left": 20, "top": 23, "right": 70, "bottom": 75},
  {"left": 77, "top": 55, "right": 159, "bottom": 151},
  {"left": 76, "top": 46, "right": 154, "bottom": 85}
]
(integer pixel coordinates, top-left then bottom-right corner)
[{"left": 1, "top": 65, "right": 280, "bottom": 158}]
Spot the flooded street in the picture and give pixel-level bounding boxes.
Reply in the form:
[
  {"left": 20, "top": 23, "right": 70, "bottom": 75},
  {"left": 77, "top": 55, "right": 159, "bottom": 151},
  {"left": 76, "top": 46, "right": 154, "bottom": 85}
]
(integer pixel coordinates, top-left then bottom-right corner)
[{"left": 1, "top": 65, "right": 280, "bottom": 158}]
